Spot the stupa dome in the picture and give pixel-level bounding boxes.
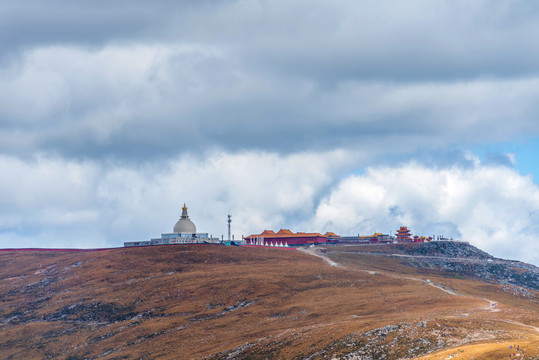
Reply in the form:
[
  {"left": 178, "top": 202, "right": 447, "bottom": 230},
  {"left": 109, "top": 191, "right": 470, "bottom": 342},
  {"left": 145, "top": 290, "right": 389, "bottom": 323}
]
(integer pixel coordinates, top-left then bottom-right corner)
[{"left": 173, "top": 204, "right": 197, "bottom": 233}]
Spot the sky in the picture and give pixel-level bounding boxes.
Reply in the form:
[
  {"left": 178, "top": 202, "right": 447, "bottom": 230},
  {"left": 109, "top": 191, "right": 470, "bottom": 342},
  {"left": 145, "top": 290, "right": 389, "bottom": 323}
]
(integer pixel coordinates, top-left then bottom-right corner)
[{"left": 1, "top": 0, "right": 539, "bottom": 266}]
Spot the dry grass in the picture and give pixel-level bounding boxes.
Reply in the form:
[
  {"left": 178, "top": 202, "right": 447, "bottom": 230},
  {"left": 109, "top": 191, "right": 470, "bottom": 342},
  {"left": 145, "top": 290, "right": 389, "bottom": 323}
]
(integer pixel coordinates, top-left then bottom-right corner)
[
  {"left": 416, "top": 339, "right": 539, "bottom": 360},
  {"left": 0, "top": 245, "right": 537, "bottom": 359}
]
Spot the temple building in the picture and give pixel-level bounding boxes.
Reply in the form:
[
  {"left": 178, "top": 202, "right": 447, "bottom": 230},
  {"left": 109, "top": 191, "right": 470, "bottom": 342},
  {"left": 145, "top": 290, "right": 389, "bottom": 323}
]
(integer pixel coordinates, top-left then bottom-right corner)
[
  {"left": 369, "top": 233, "right": 391, "bottom": 243},
  {"left": 244, "top": 229, "right": 327, "bottom": 246},
  {"left": 124, "top": 204, "right": 219, "bottom": 247},
  {"left": 415, "top": 235, "right": 433, "bottom": 243},
  {"left": 395, "top": 226, "right": 412, "bottom": 241}
]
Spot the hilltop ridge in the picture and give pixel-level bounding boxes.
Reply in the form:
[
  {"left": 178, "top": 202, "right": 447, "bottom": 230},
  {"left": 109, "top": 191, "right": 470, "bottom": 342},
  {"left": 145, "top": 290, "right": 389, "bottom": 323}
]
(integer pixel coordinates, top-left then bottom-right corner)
[{"left": 0, "top": 243, "right": 537, "bottom": 359}]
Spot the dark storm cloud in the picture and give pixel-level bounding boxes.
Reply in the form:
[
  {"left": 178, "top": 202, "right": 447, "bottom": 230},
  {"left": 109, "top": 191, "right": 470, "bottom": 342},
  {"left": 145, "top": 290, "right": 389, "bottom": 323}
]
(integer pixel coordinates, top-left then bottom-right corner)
[
  {"left": 0, "top": 1, "right": 217, "bottom": 55},
  {"left": 169, "top": 0, "right": 539, "bottom": 81},
  {"left": 4, "top": 0, "right": 539, "bottom": 79},
  {"left": 2, "top": 0, "right": 539, "bottom": 161}
]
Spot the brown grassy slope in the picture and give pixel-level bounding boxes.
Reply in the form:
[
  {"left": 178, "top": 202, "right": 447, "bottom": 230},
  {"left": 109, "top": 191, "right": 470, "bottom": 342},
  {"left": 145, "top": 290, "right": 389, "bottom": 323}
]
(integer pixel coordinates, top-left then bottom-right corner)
[
  {"left": 0, "top": 245, "right": 537, "bottom": 360},
  {"left": 319, "top": 246, "right": 539, "bottom": 359},
  {"left": 323, "top": 248, "right": 539, "bottom": 313}
]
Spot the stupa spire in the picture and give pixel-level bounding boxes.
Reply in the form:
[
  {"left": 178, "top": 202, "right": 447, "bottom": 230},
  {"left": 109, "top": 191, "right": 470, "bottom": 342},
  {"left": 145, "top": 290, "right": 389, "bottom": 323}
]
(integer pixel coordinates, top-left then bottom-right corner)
[
  {"left": 174, "top": 203, "right": 196, "bottom": 233},
  {"left": 181, "top": 203, "right": 189, "bottom": 219}
]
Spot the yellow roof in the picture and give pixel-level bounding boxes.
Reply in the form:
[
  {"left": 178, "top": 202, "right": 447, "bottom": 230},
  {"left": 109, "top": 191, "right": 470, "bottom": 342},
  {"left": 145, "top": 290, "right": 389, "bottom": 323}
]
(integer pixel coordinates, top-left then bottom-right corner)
[{"left": 324, "top": 232, "right": 339, "bottom": 237}]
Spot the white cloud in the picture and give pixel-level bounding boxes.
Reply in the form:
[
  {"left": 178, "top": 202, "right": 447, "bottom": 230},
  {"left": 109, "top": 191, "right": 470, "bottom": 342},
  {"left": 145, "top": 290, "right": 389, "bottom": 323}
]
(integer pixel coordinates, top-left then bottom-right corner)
[
  {"left": 312, "top": 159, "right": 539, "bottom": 265},
  {"left": 0, "top": 150, "right": 355, "bottom": 247},
  {"left": 0, "top": 154, "right": 99, "bottom": 212},
  {"left": 1, "top": 150, "right": 538, "bottom": 266}
]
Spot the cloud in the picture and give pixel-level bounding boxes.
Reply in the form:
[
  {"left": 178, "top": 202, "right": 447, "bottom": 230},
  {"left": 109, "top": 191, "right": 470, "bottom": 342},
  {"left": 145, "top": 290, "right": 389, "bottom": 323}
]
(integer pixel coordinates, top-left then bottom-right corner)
[
  {"left": 1, "top": 1, "right": 539, "bottom": 162},
  {"left": 0, "top": 150, "right": 355, "bottom": 248},
  {"left": 1, "top": 150, "right": 538, "bottom": 266},
  {"left": 2, "top": 44, "right": 539, "bottom": 162},
  {"left": 4, "top": 1, "right": 539, "bottom": 81},
  {"left": 312, "top": 159, "right": 539, "bottom": 265}
]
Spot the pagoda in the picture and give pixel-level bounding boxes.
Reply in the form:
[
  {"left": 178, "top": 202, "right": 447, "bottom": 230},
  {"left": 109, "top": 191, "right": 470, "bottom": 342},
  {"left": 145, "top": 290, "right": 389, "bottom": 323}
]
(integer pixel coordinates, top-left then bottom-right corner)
[{"left": 395, "top": 226, "right": 412, "bottom": 241}]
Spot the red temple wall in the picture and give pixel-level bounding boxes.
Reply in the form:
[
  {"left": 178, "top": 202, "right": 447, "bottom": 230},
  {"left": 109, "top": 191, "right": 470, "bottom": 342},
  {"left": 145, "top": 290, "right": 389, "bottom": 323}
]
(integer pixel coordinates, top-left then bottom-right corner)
[{"left": 245, "top": 236, "right": 327, "bottom": 246}]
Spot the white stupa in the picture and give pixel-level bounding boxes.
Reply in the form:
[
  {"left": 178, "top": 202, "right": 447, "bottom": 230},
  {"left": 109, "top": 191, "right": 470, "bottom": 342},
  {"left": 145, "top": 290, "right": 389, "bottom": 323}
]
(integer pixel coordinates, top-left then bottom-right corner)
[
  {"left": 124, "top": 203, "right": 219, "bottom": 247},
  {"left": 173, "top": 203, "right": 197, "bottom": 234}
]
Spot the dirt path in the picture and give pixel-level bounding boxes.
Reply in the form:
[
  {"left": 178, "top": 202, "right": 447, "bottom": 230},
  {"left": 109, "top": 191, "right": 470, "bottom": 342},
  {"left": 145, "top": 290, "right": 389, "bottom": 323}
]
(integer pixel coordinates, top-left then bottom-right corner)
[
  {"left": 500, "top": 319, "right": 539, "bottom": 332},
  {"left": 298, "top": 247, "right": 340, "bottom": 267},
  {"left": 300, "top": 247, "right": 461, "bottom": 296},
  {"left": 427, "top": 282, "right": 460, "bottom": 296},
  {"left": 300, "top": 247, "right": 501, "bottom": 308}
]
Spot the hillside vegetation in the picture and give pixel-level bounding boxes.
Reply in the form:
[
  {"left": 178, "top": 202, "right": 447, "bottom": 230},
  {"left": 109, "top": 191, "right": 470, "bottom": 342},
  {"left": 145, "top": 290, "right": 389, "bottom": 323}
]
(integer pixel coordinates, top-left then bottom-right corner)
[{"left": 0, "top": 244, "right": 537, "bottom": 359}]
